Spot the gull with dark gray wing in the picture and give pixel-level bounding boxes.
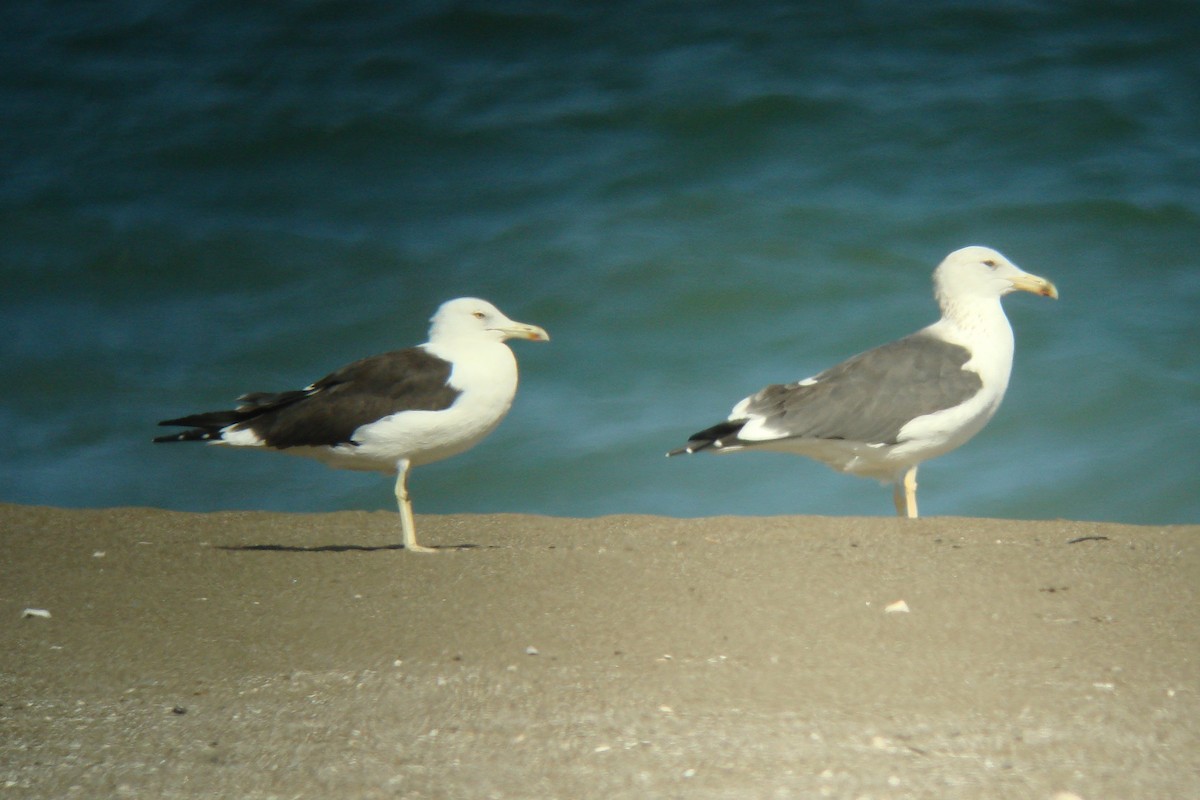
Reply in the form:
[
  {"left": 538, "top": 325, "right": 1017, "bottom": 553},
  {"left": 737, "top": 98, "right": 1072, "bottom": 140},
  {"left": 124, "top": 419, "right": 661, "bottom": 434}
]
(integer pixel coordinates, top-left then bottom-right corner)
[
  {"left": 156, "top": 297, "right": 549, "bottom": 551},
  {"left": 669, "top": 246, "right": 1057, "bottom": 518}
]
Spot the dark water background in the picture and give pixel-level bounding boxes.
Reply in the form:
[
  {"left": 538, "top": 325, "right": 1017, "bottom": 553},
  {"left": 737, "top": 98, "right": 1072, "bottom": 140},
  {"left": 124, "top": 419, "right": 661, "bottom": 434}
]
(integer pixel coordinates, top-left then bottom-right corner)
[{"left": 3, "top": 1, "right": 1197, "bottom": 524}]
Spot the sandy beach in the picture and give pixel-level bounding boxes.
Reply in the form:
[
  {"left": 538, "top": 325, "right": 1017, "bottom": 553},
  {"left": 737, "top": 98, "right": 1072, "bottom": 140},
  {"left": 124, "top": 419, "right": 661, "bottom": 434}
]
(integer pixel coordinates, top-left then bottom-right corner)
[{"left": 2, "top": 503, "right": 1197, "bottom": 798}]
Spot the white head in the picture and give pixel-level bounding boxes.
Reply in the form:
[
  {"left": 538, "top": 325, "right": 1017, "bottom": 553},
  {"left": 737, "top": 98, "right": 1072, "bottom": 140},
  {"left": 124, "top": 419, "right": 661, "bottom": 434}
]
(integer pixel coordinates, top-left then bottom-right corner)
[
  {"left": 933, "top": 246, "right": 1058, "bottom": 310},
  {"left": 427, "top": 297, "right": 550, "bottom": 344}
]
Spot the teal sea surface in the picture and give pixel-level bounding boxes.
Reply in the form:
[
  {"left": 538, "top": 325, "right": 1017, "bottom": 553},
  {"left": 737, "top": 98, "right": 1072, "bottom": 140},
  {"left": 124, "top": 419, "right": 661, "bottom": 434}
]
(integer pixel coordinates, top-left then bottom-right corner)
[{"left": 2, "top": 1, "right": 1197, "bottom": 524}]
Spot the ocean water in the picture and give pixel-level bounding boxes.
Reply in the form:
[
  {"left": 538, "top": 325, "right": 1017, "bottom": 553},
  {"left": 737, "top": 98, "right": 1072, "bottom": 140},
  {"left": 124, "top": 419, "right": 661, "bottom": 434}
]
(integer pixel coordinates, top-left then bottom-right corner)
[{"left": 2, "top": 0, "right": 1197, "bottom": 525}]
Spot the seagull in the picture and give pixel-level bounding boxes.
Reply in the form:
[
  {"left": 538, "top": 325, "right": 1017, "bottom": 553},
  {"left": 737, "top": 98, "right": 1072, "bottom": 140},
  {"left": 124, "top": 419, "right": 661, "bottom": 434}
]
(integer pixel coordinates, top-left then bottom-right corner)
[
  {"left": 155, "top": 297, "right": 549, "bottom": 551},
  {"left": 668, "top": 246, "right": 1057, "bottom": 518}
]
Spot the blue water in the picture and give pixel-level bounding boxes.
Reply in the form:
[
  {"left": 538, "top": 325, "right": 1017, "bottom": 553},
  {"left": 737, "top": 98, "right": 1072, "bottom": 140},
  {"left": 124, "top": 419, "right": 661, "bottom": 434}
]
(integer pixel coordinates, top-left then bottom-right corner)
[{"left": 3, "top": 1, "right": 1197, "bottom": 525}]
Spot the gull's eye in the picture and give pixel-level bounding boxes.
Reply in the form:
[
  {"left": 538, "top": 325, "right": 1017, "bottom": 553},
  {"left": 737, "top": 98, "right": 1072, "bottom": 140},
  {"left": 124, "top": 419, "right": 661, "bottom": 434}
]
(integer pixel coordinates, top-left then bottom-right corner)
[
  {"left": 473, "top": 311, "right": 486, "bottom": 319},
  {"left": 983, "top": 259, "right": 997, "bottom": 269}
]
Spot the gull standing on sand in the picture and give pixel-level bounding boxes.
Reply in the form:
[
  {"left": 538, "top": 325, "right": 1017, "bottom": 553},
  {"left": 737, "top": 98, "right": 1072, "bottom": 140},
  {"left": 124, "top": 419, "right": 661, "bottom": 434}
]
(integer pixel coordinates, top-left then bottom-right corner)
[
  {"left": 668, "top": 246, "right": 1058, "bottom": 518},
  {"left": 155, "top": 297, "right": 549, "bottom": 552}
]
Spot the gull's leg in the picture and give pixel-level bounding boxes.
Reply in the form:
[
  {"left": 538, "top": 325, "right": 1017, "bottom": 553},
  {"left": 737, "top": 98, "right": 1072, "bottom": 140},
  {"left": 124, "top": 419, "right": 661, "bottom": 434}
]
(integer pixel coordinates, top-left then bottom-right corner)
[
  {"left": 903, "top": 465, "right": 919, "bottom": 519},
  {"left": 892, "top": 480, "right": 906, "bottom": 516},
  {"left": 395, "top": 458, "right": 436, "bottom": 553}
]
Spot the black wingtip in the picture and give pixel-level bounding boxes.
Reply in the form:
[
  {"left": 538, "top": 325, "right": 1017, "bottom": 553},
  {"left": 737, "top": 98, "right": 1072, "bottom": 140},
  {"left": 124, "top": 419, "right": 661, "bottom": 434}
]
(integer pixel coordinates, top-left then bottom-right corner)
[
  {"left": 155, "top": 408, "right": 245, "bottom": 443},
  {"left": 667, "top": 420, "right": 746, "bottom": 457},
  {"left": 153, "top": 428, "right": 221, "bottom": 444}
]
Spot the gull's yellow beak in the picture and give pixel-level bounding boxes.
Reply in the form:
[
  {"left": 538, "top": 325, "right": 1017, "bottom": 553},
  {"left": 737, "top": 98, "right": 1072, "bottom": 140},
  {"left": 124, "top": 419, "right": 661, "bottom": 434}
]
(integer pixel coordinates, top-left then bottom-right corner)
[
  {"left": 496, "top": 321, "right": 551, "bottom": 342},
  {"left": 1010, "top": 272, "right": 1059, "bottom": 300}
]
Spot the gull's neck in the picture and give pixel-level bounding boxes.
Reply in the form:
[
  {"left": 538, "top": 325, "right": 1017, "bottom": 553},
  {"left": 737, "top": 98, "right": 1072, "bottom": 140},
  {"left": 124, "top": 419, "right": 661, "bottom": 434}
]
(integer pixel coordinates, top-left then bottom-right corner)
[{"left": 935, "top": 289, "right": 1012, "bottom": 339}]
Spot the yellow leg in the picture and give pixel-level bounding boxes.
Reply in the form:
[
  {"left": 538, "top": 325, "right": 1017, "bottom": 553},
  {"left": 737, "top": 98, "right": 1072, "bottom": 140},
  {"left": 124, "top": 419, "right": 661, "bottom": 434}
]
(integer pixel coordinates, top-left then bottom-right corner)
[
  {"left": 395, "top": 459, "right": 437, "bottom": 553},
  {"left": 903, "top": 465, "right": 919, "bottom": 519}
]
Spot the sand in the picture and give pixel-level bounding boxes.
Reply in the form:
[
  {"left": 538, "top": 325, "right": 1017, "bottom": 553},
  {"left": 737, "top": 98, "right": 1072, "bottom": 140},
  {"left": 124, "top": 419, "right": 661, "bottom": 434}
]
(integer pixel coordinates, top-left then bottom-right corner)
[{"left": 2, "top": 503, "right": 1197, "bottom": 799}]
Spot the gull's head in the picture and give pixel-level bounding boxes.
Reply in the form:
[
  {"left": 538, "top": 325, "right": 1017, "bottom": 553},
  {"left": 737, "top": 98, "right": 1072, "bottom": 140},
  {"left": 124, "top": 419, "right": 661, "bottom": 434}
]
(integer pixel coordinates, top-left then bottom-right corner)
[
  {"left": 429, "top": 297, "right": 550, "bottom": 344},
  {"left": 933, "top": 246, "right": 1058, "bottom": 308}
]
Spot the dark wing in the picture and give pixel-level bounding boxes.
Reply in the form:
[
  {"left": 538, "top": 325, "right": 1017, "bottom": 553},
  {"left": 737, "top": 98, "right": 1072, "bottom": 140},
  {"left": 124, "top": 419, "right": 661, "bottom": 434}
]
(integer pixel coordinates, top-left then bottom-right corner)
[
  {"left": 735, "top": 332, "right": 983, "bottom": 446},
  {"left": 155, "top": 346, "right": 461, "bottom": 448}
]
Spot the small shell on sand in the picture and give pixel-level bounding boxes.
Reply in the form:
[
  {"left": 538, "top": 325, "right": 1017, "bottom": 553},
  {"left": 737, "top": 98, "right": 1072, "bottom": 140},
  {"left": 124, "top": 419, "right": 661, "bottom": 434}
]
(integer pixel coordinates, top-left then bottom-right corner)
[{"left": 884, "top": 600, "right": 910, "bottom": 614}]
